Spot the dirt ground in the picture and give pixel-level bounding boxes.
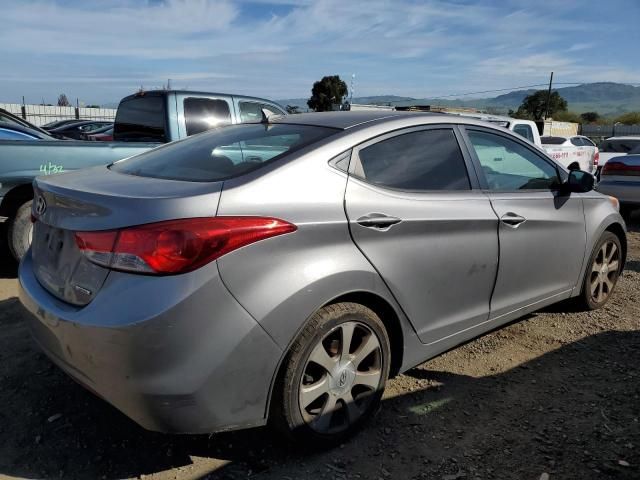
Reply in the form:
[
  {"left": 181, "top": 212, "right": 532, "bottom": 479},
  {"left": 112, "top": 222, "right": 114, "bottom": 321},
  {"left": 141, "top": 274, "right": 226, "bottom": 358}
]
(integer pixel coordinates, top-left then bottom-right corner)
[{"left": 0, "top": 218, "right": 639, "bottom": 480}]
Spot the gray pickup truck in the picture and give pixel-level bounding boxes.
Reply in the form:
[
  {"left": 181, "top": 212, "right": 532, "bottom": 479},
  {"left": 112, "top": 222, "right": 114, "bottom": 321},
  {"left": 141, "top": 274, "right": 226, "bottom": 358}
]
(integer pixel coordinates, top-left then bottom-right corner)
[{"left": 0, "top": 90, "right": 286, "bottom": 259}]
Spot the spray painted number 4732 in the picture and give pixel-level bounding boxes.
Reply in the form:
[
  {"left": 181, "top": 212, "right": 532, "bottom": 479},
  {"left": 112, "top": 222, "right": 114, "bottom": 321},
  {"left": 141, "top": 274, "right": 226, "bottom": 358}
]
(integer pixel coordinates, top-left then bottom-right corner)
[{"left": 39, "top": 163, "right": 64, "bottom": 175}]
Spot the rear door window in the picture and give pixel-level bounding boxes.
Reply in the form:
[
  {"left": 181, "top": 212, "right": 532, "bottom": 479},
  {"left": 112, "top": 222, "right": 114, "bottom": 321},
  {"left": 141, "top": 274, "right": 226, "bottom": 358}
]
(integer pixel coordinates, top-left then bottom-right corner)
[
  {"left": 114, "top": 95, "right": 167, "bottom": 142},
  {"left": 239, "top": 102, "right": 284, "bottom": 123},
  {"left": 111, "top": 123, "right": 338, "bottom": 182},
  {"left": 354, "top": 128, "right": 471, "bottom": 191},
  {"left": 512, "top": 124, "right": 534, "bottom": 143},
  {"left": 184, "top": 98, "right": 232, "bottom": 136}
]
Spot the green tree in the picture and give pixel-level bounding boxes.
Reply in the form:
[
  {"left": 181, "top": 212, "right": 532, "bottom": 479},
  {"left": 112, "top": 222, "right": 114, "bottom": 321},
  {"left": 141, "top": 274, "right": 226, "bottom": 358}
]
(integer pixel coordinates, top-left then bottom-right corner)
[
  {"left": 515, "top": 90, "right": 567, "bottom": 121},
  {"left": 614, "top": 112, "right": 640, "bottom": 125},
  {"left": 580, "top": 111, "right": 600, "bottom": 123},
  {"left": 307, "top": 75, "right": 348, "bottom": 112},
  {"left": 57, "top": 93, "right": 71, "bottom": 107}
]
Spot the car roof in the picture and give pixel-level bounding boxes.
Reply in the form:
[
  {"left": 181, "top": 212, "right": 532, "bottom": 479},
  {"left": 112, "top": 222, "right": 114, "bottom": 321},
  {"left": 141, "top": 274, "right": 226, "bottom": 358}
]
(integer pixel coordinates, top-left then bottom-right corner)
[
  {"left": 119, "top": 90, "right": 285, "bottom": 108},
  {"left": 270, "top": 111, "right": 442, "bottom": 129},
  {"left": 605, "top": 136, "right": 640, "bottom": 141}
]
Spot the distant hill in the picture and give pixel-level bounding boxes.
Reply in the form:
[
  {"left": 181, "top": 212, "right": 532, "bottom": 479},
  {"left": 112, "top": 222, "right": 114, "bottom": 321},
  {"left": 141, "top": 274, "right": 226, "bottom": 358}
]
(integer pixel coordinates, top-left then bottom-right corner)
[{"left": 278, "top": 82, "right": 640, "bottom": 116}]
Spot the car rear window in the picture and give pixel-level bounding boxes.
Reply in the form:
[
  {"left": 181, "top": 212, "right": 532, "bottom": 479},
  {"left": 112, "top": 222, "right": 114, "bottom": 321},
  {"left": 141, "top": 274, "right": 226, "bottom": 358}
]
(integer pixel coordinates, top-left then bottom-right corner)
[
  {"left": 110, "top": 123, "right": 338, "bottom": 182},
  {"left": 601, "top": 139, "right": 640, "bottom": 153},
  {"left": 113, "top": 95, "right": 167, "bottom": 142},
  {"left": 541, "top": 136, "right": 566, "bottom": 145}
]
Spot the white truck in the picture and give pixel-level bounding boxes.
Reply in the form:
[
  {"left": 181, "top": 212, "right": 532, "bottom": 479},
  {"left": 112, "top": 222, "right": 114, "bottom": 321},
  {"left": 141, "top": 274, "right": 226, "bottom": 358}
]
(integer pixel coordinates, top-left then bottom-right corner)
[{"left": 456, "top": 113, "right": 596, "bottom": 174}]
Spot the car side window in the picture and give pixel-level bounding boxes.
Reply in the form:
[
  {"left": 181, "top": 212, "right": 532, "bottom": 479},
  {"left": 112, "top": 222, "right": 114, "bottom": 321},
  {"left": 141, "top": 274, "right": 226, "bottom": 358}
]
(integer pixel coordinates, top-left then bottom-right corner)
[
  {"left": 467, "top": 130, "right": 559, "bottom": 191},
  {"left": 184, "top": 97, "right": 231, "bottom": 136},
  {"left": 355, "top": 128, "right": 470, "bottom": 191},
  {"left": 582, "top": 137, "right": 595, "bottom": 147},
  {"left": 238, "top": 102, "right": 284, "bottom": 123},
  {"left": 570, "top": 137, "right": 583, "bottom": 146},
  {"left": 512, "top": 124, "right": 534, "bottom": 143}
]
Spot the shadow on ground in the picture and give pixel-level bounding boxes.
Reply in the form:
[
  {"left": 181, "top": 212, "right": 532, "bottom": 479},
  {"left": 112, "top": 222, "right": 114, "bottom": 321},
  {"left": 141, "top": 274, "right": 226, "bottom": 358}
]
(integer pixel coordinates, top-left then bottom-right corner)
[{"left": 0, "top": 315, "right": 638, "bottom": 480}]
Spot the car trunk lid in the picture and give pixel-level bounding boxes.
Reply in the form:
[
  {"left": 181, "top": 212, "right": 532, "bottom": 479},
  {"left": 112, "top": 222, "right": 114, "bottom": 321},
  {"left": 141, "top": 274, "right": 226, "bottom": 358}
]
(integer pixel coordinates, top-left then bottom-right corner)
[{"left": 31, "top": 166, "right": 223, "bottom": 306}]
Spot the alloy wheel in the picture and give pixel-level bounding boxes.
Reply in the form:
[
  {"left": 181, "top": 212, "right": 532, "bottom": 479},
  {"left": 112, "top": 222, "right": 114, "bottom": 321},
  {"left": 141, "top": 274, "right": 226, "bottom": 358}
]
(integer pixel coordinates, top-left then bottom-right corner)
[
  {"left": 589, "top": 239, "right": 621, "bottom": 304},
  {"left": 298, "top": 321, "right": 383, "bottom": 434}
]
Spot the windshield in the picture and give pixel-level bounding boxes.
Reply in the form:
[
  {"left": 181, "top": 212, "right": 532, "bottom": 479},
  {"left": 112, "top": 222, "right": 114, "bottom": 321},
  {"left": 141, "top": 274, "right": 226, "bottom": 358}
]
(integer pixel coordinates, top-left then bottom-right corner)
[
  {"left": 110, "top": 123, "right": 339, "bottom": 182},
  {"left": 541, "top": 136, "right": 567, "bottom": 145}
]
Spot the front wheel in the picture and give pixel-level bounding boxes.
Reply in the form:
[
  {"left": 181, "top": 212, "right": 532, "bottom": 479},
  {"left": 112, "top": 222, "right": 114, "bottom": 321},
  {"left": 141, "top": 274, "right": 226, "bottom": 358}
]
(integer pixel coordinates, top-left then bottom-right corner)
[
  {"left": 273, "top": 302, "right": 391, "bottom": 446},
  {"left": 578, "top": 232, "right": 623, "bottom": 310},
  {"left": 8, "top": 200, "right": 33, "bottom": 261}
]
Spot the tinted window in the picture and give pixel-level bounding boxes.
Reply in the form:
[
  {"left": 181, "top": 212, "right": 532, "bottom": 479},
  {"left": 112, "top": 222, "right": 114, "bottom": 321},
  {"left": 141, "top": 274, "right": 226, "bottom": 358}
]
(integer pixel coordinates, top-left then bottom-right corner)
[
  {"left": 600, "top": 139, "right": 640, "bottom": 153},
  {"left": 513, "top": 124, "right": 534, "bottom": 142},
  {"left": 0, "top": 128, "right": 36, "bottom": 140},
  {"left": 581, "top": 137, "right": 595, "bottom": 147},
  {"left": 184, "top": 98, "right": 231, "bottom": 136},
  {"left": 356, "top": 129, "right": 470, "bottom": 191},
  {"left": 541, "top": 136, "right": 566, "bottom": 145},
  {"left": 468, "top": 130, "right": 559, "bottom": 191},
  {"left": 239, "top": 102, "right": 284, "bottom": 123},
  {"left": 111, "top": 124, "right": 337, "bottom": 182},
  {"left": 114, "top": 95, "right": 167, "bottom": 142},
  {"left": 570, "top": 137, "right": 583, "bottom": 146}
]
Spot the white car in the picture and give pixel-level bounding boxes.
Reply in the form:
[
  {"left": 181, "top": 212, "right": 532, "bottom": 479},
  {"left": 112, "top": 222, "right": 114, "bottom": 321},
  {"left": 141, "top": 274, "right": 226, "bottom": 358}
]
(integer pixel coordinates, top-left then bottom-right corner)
[{"left": 541, "top": 135, "right": 599, "bottom": 174}]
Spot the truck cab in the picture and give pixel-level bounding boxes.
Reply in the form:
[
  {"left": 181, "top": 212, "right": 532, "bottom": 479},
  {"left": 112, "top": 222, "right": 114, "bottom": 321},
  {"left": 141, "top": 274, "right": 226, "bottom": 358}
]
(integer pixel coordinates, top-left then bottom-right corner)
[{"left": 114, "top": 90, "right": 287, "bottom": 142}]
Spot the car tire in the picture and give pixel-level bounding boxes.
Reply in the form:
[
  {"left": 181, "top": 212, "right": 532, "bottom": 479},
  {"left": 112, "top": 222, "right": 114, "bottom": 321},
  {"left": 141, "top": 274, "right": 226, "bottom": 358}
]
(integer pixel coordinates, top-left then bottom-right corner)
[
  {"left": 8, "top": 200, "right": 33, "bottom": 261},
  {"left": 577, "top": 231, "right": 623, "bottom": 310},
  {"left": 272, "top": 302, "right": 391, "bottom": 446}
]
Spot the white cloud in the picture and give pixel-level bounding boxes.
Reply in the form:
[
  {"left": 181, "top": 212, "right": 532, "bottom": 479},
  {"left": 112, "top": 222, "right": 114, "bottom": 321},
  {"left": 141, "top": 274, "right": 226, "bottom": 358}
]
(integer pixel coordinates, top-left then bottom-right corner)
[{"left": 0, "top": 0, "right": 637, "bottom": 102}]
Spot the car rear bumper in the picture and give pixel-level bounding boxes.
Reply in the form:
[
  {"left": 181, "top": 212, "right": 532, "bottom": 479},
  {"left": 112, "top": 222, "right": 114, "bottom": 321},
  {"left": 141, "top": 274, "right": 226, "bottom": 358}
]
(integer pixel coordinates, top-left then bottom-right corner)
[
  {"left": 597, "top": 179, "right": 640, "bottom": 205},
  {"left": 18, "top": 252, "right": 282, "bottom": 434}
]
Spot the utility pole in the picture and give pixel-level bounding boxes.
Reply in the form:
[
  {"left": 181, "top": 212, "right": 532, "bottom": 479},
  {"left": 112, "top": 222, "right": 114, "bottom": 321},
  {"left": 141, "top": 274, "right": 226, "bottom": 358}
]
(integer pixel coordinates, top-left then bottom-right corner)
[
  {"left": 350, "top": 74, "right": 355, "bottom": 104},
  {"left": 544, "top": 71, "right": 554, "bottom": 120}
]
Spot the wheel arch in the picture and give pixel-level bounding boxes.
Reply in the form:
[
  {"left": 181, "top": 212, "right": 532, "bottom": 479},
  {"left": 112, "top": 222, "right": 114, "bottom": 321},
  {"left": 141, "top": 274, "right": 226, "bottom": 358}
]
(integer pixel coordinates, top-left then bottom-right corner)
[
  {"left": 265, "top": 289, "right": 407, "bottom": 423},
  {"left": 0, "top": 183, "right": 33, "bottom": 219},
  {"left": 605, "top": 221, "right": 627, "bottom": 271}
]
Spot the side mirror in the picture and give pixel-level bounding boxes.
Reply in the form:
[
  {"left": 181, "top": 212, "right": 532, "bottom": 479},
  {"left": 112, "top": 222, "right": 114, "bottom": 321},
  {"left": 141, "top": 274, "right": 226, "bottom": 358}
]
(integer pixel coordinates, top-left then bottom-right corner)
[{"left": 565, "top": 169, "right": 595, "bottom": 193}]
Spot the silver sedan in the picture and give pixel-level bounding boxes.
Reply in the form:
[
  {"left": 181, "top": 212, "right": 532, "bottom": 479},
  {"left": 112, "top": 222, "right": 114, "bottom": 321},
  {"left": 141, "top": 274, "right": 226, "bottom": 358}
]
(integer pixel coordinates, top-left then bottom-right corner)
[{"left": 19, "top": 111, "right": 626, "bottom": 445}]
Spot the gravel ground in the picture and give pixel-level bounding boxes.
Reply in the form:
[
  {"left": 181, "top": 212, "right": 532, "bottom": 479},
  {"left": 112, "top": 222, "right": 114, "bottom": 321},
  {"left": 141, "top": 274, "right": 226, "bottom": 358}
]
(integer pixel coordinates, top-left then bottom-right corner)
[{"left": 0, "top": 218, "right": 638, "bottom": 480}]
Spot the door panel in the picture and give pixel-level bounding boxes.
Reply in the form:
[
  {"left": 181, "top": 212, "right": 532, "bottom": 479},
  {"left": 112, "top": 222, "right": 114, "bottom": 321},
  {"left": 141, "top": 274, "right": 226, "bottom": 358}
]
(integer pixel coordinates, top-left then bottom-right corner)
[
  {"left": 345, "top": 180, "right": 498, "bottom": 344},
  {"left": 488, "top": 192, "right": 586, "bottom": 318},
  {"left": 462, "top": 127, "right": 588, "bottom": 318}
]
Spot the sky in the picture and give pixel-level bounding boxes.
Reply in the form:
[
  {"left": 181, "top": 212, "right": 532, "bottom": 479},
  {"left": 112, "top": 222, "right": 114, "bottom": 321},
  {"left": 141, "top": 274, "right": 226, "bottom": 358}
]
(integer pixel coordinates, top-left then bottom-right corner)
[{"left": 1, "top": 0, "right": 639, "bottom": 105}]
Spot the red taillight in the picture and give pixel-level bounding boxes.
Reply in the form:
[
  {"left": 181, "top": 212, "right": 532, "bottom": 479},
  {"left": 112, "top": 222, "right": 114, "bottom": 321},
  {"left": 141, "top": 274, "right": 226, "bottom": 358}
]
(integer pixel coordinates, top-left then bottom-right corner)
[
  {"left": 594, "top": 150, "right": 599, "bottom": 167},
  {"left": 602, "top": 160, "right": 640, "bottom": 177},
  {"left": 75, "top": 217, "right": 297, "bottom": 274}
]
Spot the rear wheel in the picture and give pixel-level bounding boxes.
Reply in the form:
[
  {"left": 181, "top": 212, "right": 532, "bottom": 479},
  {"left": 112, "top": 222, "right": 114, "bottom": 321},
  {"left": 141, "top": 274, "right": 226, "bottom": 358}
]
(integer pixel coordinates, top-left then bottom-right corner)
[
  {"left": 8, "top": 200, "right": 33, "bottom": 261},
  {"left": 273, "top": 302, "right": 390, "bottom": 446},
  {"left": 578, "top": 232, "right": 622, "bottom": 310}
]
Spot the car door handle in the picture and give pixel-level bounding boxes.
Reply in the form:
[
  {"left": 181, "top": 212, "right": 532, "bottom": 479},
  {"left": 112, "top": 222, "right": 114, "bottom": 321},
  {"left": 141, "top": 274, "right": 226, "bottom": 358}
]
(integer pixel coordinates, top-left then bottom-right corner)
[
  {"left": 500, "top": 212, "right": 527, "bottom": 228},
  {"left": 356, "top": 213, "right": 402, "bottom": 229}
]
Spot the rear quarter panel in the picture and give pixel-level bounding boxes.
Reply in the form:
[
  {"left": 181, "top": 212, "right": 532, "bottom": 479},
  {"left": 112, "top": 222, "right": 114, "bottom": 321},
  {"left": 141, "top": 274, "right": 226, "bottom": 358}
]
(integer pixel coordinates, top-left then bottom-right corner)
[{"left": 215, "top": 140, "right": 421, "bottom": 367}]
